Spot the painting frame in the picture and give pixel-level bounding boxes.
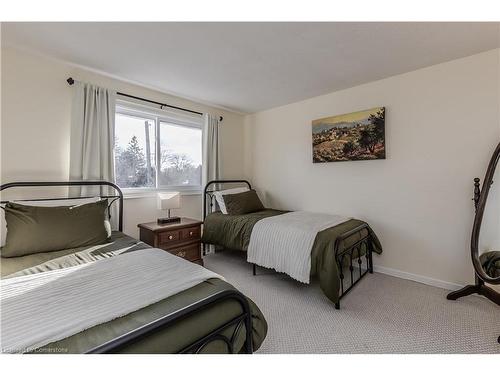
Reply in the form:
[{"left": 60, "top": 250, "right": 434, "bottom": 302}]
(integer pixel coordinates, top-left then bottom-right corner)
[{"left": 312, "top": 107, "right": 386, "bottom": 163}]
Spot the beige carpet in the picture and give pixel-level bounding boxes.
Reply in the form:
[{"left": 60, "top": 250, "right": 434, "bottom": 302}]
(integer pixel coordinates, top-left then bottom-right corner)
[{"left": 203, "top": 251, "right": 500, "bottom": 354}]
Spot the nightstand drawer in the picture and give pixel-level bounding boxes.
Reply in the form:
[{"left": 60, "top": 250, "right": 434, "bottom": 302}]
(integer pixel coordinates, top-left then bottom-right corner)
[
  {"left": 181, "top": 226, "right": 201, "bottom": 241},
  {"left": 159, "top": 229, "right": 181, "bottom": 244},
  {"left": 169, "top": 243, "right": 201, "bottom": 262},
  {"left": 138, "top": 218, "right": 203, "bottom": 265}
]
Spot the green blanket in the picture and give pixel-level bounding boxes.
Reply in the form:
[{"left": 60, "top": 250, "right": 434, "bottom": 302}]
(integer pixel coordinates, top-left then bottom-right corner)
[
  {"left": 202, "top": 210, "right": 382, "bottom": 303},
  {"left": 1, "top": 232, "right": 267, "bottom": 354}
]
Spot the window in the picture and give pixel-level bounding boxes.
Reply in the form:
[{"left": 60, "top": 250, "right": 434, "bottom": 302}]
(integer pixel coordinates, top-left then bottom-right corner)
[
  {"left": 158, "top": 121, "right": 202, "bottom": 187},
  {"left": 114, "top": 113, "right": 157, "bottom": 189},
  {"left": 114, "top": 103, "right": 202, "bottom": 192}
]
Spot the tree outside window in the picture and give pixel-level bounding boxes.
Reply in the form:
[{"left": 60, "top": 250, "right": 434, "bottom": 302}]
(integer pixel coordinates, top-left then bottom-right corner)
[{"left": 114, "top": 110, "right": 202, "bottom": 190}]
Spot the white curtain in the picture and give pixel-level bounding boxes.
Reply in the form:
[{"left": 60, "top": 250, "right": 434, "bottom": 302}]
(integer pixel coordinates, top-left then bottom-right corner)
[
  {"left": 202, "top": 113, "right": 220, "bottom": 188},
  {"left": 69, "top": 81, "right": 117, "bottom": 227},
  {"left": 202, "top": 114, "right": 220, "bottom": 253}
]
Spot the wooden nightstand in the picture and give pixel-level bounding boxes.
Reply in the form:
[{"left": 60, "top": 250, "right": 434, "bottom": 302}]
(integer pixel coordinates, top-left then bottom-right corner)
[{"left": 138, "top": 218, "right": 203, "bottom": 266}]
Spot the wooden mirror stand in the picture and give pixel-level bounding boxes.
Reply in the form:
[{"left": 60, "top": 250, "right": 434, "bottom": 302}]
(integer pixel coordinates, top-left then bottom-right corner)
[{"left": 446, "top": 142, "right": 500, "bottom": 344}]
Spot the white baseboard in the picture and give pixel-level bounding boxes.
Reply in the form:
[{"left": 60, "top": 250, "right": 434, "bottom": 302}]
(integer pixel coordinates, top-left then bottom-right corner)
[{"left": 373, "top": 265, "right": 464, "bottom": 291}]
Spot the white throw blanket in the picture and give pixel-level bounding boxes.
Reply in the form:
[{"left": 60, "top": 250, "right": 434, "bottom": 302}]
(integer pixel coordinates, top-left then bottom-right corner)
[
  {"left": 1, "top": 249, "right": 223, "bottom": 353},
  {"left": 247, "top": 211, "right": 349, "bottom": 284}
]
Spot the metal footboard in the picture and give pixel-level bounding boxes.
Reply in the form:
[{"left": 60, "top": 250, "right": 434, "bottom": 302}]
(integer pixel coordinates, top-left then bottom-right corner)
[
  {"left": 334, "top": 223, "right": 373, "bottom": 309},
  {"left": 251, "top": 222, "right": 374, "bottom": 309},
  {"left": 86, "top": 289, "right": 254, "bottom": 354}
]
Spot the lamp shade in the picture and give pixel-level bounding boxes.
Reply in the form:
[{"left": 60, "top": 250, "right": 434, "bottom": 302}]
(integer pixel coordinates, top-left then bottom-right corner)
[{"left": 157, "top": 192, "right": 180, "bottom": 210}]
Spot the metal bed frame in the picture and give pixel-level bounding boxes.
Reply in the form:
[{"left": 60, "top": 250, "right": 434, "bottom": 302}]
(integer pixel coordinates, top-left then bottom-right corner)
[
  {"left": 203, "top": 179, "right": 373, "bottom": 309},
  {"left": 1, "top": 180, "right": 254, "bottom": 354}
]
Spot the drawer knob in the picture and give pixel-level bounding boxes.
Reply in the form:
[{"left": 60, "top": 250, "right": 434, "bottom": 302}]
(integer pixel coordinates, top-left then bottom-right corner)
[
  {"left": 168, "top": 235, "right": 173, "bottom": 240},
  {"left": 176, "top": 251, "right": 186, "bottom": 258},
  {"left": 189, "top": 231, "right": 193, "bottom": 236}
]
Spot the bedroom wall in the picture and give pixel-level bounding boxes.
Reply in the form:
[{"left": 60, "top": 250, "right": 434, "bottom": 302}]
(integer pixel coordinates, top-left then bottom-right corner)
[
  {"left": 244, "top": 49, "right": 500, "bottom": 288},
  {"left": 0, "top": 46, "right": 246, "bottom": 237}
]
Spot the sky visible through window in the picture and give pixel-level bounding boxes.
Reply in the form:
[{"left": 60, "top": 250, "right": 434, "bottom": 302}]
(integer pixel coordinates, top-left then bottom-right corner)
[
  {"left": 115, "top": 114, "right": 156, "bottom": 163},
  {"left": 160, "top": 122, "right": 202, "bottom": 166},
  {"left": 114, "top": 112, "right": 202, "bottom": 188}
]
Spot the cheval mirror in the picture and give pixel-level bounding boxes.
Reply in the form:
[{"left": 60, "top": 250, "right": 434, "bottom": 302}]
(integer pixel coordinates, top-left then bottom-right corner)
[{"left": 447, "top": 141, "right": 500, "bottom": 344}]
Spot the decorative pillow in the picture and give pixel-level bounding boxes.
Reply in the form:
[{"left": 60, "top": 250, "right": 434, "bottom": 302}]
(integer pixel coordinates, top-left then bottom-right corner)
[
  {"left": 213, "top": 187, "right": 249, "bottom": 214},
  {"left": 222, "top": 189, "right": 265, "bottom": 215},
  {"left": 1, "top": 200, "right": 109, "bottom": 258},
  {"left": 0, "top": 197, "right": 102, "bottom": 247}
]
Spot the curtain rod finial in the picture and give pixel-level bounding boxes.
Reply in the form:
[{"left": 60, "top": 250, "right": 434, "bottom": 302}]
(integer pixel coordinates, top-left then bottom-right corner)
[{"left": 67, "top": 77, "right": 75, "bottom": 85}]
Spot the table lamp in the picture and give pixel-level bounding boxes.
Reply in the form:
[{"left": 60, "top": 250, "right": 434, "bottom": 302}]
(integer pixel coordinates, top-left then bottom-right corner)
[{"left": 157, "top": 192, "right": 181, "bottom": 224}]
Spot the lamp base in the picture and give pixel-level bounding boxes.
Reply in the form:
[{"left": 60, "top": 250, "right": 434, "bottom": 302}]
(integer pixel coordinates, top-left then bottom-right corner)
[{"left": 157, "top": 216, "right": 181, "bottom": 224}]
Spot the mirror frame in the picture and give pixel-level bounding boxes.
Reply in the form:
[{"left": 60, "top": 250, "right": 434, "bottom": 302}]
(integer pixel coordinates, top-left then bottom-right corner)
[{"left": 471, "top": 141, "right": 500, "bottom": 284}]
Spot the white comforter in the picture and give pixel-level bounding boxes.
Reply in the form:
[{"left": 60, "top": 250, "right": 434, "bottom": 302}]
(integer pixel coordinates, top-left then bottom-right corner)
[
  {"left": 247, "top": 211, "right": 349, "bottom": 284},
  {"left": 1, "top": 249, "right": 223, "bottom": 353}
]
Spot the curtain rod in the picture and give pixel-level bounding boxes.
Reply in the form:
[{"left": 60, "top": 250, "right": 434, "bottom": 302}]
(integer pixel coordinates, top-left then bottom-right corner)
[{"left": 66, "top": 77, "right": 223, "bottom": 122}]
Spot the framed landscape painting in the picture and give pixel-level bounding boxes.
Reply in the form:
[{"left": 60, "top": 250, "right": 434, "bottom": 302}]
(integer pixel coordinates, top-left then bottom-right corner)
[{"left": 312, "top": 107, "right": 386, "bottom": 163}]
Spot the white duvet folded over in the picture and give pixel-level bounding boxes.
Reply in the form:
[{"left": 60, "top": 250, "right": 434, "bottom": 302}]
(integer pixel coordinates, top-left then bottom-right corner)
[
  {"left": 247, "top": 211, "right": 349, "bottom": 284},
  {"left": 1, "top": 249, "right": 223, "bottom": 353}
]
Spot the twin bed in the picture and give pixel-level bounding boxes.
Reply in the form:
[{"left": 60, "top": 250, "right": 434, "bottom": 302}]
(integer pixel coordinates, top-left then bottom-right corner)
[
  {"left": 201, "top": 180, "right": 382, "bottom": 309},
  {"left": 0, "top": 181, "right": 266, "bottom": 354}
]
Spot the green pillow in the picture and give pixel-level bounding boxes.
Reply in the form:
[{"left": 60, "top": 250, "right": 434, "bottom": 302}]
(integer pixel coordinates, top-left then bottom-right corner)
[
  {"left": 223, "top": 189, "right": 265, "bottom": 215},
  {"left": 1, "top": 200, "right": 109, "bottom": 258}
]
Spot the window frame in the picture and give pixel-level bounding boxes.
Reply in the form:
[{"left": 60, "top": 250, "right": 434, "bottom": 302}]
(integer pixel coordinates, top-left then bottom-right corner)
[{"left": 115, "top": 101, "right": 204, "bottom": 196}]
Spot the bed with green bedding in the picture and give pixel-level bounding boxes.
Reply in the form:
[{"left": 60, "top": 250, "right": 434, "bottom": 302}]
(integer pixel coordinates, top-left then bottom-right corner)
[
  {"left": 202, "top": 180, "right": 383, "bottom": 308},
  {"left": 1, "top": 231, "right": 267, "bottom": 354},
  {"left": 0, "top": 180, "right": 267, "bottom": 354}
]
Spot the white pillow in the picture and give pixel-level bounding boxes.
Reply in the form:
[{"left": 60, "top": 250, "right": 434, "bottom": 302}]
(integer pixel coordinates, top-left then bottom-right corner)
[
  {"left": 213, "top": 187, "right": 250, "bottom": 214},
  {"left": 1, "top": 197, "right": 103, "bottom": 247}
]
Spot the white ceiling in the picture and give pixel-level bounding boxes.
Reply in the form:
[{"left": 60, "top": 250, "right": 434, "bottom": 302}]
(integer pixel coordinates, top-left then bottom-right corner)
[{"left": 2, "top": 22, "right": 499, "bottom": 113}]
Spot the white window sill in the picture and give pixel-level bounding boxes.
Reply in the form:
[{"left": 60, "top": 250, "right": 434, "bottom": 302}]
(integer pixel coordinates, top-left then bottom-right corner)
[{"left": 123, "top": 189, "right": 202, "bottom": 200}]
